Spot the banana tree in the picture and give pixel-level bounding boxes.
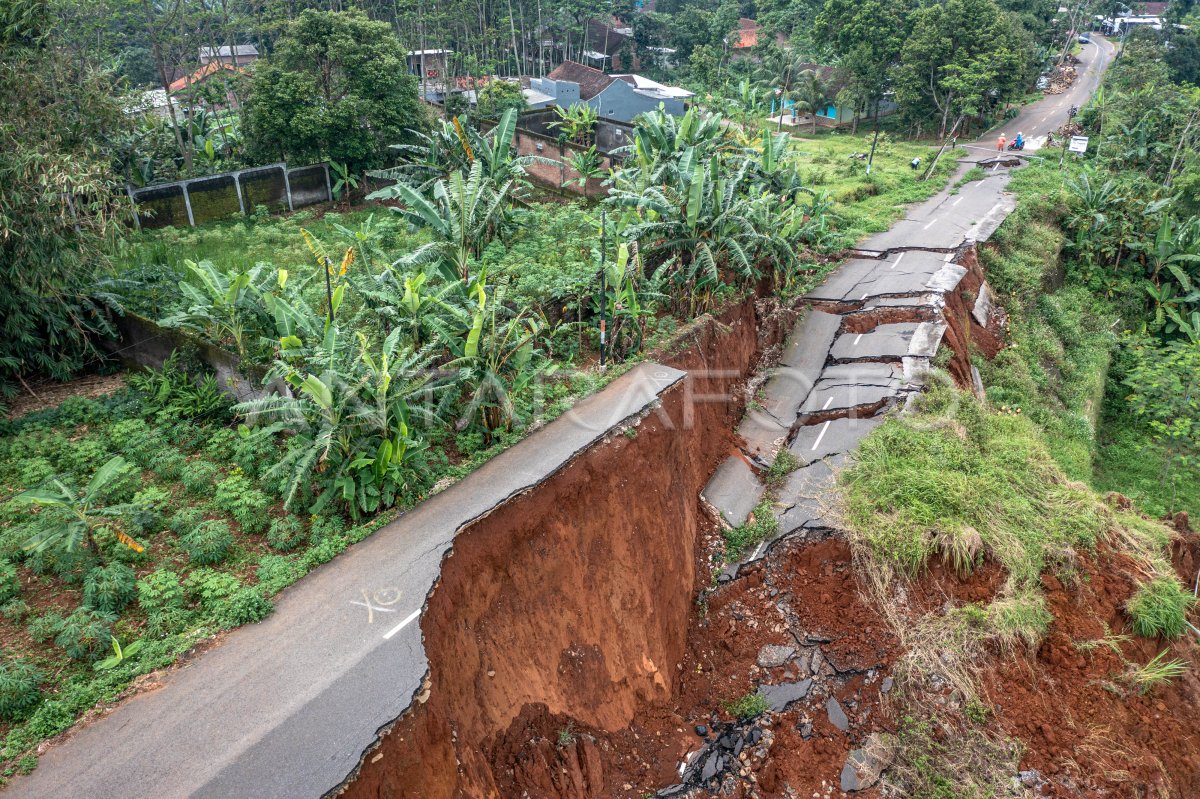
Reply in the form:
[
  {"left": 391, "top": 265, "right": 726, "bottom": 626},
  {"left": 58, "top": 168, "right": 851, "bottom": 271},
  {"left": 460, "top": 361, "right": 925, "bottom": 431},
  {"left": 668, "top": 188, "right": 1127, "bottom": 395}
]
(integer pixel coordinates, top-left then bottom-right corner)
[
  {"left": 15, "top": 457, "right": 142, "bottom": 562},
  {"left": 442, "top": 278, "right": 553, "bottom": 436},
  {"left": 378, "top": 162, "right": 511, "bottom": 284},
  {"left": 159, "top": 260, "right": 275, "bottom": 360},
  {"left": 237, "top": 328, "right": 439, "bottom": 517},
  {"left": 552, "top": 103, "right": 600, "bottom": 145},
  {"left": 609, "top": 156, "right": 787, "bottom": 315},
  {"left": 371, "top": 109, "right": 553, "bottom": 192}
]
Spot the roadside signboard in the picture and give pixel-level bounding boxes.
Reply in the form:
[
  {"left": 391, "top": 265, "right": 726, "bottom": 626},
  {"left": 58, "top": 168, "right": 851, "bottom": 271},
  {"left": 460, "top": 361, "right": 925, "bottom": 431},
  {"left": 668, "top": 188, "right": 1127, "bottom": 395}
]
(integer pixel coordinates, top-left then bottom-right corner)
[{"left": 1069, "top": 135, "right": 1089, "bottom": 153}]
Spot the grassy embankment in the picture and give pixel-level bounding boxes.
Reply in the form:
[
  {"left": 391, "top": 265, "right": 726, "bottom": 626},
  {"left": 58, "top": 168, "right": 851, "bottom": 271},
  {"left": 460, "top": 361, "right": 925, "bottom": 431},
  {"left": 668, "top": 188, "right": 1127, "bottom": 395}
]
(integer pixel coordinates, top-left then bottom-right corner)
[
  {"left": 839, "top": 376, "right": 1191, "bottom": 796},
  {"left": 973, "top": 163, "right": 1199, "bottom": 518},
  {"left": 835, "top": 157, "right": 1198, "bottom": 793}
]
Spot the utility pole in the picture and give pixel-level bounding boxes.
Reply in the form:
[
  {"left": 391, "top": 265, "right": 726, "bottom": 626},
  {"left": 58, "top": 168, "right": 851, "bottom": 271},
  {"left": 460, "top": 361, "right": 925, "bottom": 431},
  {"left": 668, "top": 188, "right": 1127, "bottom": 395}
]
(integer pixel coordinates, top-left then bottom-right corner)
[
  {"left": 1058, "top": 104, "right": 1078, "bottom": 169},
  {"left": 598, "top": 210, "right": 607, "bottom": 369}
]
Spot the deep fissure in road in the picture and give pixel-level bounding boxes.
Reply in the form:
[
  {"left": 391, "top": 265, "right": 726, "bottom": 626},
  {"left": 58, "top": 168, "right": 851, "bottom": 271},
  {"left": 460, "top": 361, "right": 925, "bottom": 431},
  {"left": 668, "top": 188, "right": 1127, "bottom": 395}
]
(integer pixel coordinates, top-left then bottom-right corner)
[
  {"left": 339, "top": 295, "right": 803, "bottom": 798},
  {"left": 337, "top": 244, "right": 1007, "bottom": 798}
]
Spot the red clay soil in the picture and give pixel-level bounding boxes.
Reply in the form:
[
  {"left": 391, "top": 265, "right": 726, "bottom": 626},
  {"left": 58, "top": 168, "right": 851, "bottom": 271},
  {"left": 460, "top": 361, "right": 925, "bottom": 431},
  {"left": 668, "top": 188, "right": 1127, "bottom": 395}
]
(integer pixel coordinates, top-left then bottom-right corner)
[
  {"left": 940, "top": 245, "right": 1006, "bottom": 386},
  {"left": 978, "top": 536, "right": 1200, "bottom": 799},
  {"left": 342, "top": 296, "right": 804, "bottom": 799}
]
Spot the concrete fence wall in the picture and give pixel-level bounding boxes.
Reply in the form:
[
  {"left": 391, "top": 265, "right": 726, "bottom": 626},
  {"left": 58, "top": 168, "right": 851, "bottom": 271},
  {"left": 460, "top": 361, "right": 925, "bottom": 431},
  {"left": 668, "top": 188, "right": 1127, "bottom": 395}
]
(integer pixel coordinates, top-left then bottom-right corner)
[
  {"left": 103, "top": 313, "right": 285, "bottom": 404},
  {"left": 128, "top": 162, "right": 332, "bottom": 230}
]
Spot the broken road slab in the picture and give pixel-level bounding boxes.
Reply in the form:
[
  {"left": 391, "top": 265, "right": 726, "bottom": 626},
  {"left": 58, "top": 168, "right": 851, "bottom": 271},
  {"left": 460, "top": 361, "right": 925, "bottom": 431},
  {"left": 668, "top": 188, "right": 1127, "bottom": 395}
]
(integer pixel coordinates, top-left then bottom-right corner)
[
  {"left": 788, "top": 417, "right": 884, "bottom": 466},
  {"left": 799, "top": 363, "right": 904, "bottom": 417},
  {"left": 780, "top": 310, "right": 841, "bottom": 377},
  {"left": 702, "top": 455, "right": 765, "bottom": 527}
]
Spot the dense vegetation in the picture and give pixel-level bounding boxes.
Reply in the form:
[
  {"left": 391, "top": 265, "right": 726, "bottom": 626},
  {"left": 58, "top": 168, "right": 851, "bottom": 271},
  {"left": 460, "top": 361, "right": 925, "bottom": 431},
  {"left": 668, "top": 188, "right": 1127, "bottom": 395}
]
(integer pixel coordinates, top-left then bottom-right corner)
[
  {"left": 977, "top": 31, "right": 1200, "bottom": 520},
  {"left": 4, "top": 0, "right": 1195, "bottom": 783}
]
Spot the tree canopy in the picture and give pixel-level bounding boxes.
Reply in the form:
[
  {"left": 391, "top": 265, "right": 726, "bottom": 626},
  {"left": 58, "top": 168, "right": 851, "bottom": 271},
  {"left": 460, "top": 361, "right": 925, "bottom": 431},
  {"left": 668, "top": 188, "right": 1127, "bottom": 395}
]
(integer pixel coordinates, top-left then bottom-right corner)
[
  {"left": 0, "top": 0, "right": 130, "bottom": 395},
  {"left": 245, "top": 9, "right": 423, "bottom": 170}
]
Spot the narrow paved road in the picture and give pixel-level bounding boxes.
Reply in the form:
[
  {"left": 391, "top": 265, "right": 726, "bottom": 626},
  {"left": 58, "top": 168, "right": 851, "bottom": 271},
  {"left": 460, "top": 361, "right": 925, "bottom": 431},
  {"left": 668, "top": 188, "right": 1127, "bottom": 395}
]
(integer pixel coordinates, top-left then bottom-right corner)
[
  {"left": 3, "top": 365, "right": 685, "bottom": 799},
  {"left": 706, "top": 36, "right": 1116, "bottom": 572},
  {"left": 978, "top": 33, "right": 1116, "bottom": 151}
]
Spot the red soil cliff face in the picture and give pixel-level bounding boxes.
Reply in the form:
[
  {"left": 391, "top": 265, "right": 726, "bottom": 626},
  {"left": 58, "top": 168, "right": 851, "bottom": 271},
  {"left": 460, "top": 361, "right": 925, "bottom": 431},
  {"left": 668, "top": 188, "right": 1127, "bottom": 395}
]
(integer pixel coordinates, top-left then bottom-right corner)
[{"left": 342, "top": 297, "right": 800, "bottom": 799}]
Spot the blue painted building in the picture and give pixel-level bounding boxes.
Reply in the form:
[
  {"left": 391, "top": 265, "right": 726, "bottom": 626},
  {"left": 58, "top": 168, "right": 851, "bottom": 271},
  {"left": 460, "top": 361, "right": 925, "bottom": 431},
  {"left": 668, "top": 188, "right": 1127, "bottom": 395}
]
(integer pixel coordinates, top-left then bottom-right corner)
[{"left": 530, "top": 61, "right": 693, "bottom": 125}]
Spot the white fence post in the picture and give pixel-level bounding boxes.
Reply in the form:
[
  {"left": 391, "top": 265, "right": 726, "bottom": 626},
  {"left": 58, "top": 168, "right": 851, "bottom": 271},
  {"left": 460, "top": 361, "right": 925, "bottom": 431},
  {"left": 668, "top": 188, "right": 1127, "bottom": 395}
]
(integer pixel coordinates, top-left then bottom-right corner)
[
  {"left": 281, "top": 163, "right": 295, "bottom": 211},
  {"left": 181, "top": 183, "right": 196, "bottom": 226}
]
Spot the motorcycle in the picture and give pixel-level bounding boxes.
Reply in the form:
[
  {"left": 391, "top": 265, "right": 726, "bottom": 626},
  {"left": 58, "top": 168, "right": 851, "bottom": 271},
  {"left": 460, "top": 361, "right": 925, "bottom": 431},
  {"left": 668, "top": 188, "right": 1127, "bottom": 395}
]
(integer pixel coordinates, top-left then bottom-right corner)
[{"left": 1007, "top": 140, "right": 1025, "bottom": 151}]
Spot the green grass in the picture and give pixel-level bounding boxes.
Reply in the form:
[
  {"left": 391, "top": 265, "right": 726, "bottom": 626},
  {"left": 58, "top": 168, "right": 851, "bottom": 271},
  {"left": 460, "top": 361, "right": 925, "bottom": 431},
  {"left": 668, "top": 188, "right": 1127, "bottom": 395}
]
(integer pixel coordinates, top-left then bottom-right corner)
[
  {"left": 1127, "top": 650, "right": 1189, "bottom": 694},
  {"left": 974, "top": 165, "right": 1115, "bottom": 481},
  {"left": 841, "top": 377, "right": 1108, "bottom": 587},
  {"left": 1127, "top": 576, "right": 1197, "bottom": 639},
  {"left": 112, "top": 207, "right": 418, "bottom": 281},
  {"left": 954, "top": 166, "right": 987, "bottom": 187},
  {"left": 722, "top": 498, "right": 778, "bottom": 558},
  {"left": 786, "top": 130, "right": 964, "bottom": 249},
  {"left": 724, "top": 691, "right": 769, "bottom": 720},
  {"left": 764, "top": 449, "right": 800, "bottom": 491}
]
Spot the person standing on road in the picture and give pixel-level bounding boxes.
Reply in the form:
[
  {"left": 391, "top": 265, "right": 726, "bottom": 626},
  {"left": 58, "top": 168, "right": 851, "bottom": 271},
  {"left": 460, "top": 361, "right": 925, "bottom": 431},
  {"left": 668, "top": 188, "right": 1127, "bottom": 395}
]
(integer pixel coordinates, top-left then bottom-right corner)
[{"left": 998, "top": 133, "right": 1007, "bottom": 152}]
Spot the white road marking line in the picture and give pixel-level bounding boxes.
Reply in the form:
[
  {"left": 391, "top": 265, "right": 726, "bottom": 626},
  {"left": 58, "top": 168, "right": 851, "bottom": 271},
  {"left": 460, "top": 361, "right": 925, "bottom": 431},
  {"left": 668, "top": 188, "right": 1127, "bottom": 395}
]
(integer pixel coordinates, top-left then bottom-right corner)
[
  {"left": 350, "top": 601, "right": 397, "bottom": 613},
  {"left": 823, "top": 396, "right": 835, "bottom": 410},
  {"left": 811, "top": 420, "right": 832, "bottom": 451},
  {"left": 383, "top": 609, "right": 422, "bottom": 639},
  {"left": 890, "top": 252, "right": 906, "bottom": 270},
  {"left": 750, "top": 540, "right": 766, "bottom": 561},
  {"left": 923, "top": 219, "right": 938, "bottom": 230},
  {"left": 860, "top": 292, "right": 869, "bottom": 300},
  {"left": 853, "top": 333, "right": 864, "bottom": 346},
  {"left": 952, "top": 195, "right": 965, "bottom": 206}
]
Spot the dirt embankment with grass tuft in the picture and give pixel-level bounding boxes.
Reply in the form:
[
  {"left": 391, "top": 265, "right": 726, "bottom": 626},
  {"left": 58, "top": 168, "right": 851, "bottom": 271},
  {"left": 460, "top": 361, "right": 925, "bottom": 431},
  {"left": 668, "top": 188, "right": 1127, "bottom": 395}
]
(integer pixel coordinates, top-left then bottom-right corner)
[
  {"left": 341, "top": 295, "right": 805, "bottom": 798},
  {"left": 839, "top": 378, "right": 1200, "bottom": 798}
]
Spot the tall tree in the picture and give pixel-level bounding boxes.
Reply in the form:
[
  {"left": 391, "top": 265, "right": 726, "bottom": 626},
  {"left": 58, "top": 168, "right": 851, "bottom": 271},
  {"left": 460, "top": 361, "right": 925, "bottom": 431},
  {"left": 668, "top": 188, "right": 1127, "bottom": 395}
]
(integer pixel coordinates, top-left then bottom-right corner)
[
  {"left": 895, "top": 0, "right": 1027, "bottom": 138},
  {"left": 815, "top": 0, "right": 915, "bottom": 129},
  {"left": 245, "top": 8, "right": 424, "bottom": 169},
  {"left": 0, "top": 0, "right": 131, "bottom": 396}
]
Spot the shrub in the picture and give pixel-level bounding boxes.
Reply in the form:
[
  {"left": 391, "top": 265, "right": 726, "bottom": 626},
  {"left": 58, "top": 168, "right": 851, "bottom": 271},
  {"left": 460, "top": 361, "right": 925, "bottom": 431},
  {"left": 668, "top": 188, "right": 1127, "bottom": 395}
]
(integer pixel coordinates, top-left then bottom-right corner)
[
  {"left": 724, "top": 691, "right": 769, "bottom": 720},
  {"left": 106, "top": 418, "right": 151, "bottom": 450},
  {"left": 27, "top": 613, "right": 63, "bottom": 644},
  {"left": 137, "top": 569, "right": 185, "bottom": 615},
  {"left": 0, "top": 559, "right": 19, "bottom": 604},
  {"left": 266, "top": 516, "right": 306, "bottom": 552},
  {"left": 214, "top": 471, "right": 271, "bottom": 535},
  {"left": 17, "top": 456, "right": 55, "bottom": 486},
  {"left": 83, "top": 563, "right": 138, "bottom": 613},
  {"left": 181, "top": 520, "right": 234, "bottom": 565},
  {"left": 256, "top": 555, "right": 306, "bottom": 594},
  {"left": 2, "top": 599, "right": 30, "bottom": 621},
  {"left": 148, "top": 449, "right": 188, "bottom": 481},
  {"left": 168, "top": 505, "right": 207, "bottom": 535},
  {"left": 309, "top": 514, "right": 347, "bottom": 544},
  {"left": 184, "top": 569, "right": 241, "bottom": 611},
  {"left": 1128, "top": 576, "right": 1197, "bottom": 639},
  {"left": 232, "top": 433, "right": 275, "bottom": 479},
  {"left": 216, "top": 588, "right": 273, "bottom": 628},
  {"left": 181, "top": 460, "right": 222, "bottom": 495},
  {"left": 53, "top": 608, "right": 118, "bottom": 661},
  {"left": 129, "top": 484, "right": 172, "bottom": 534},
  {"left": 55, "top": 437, "right": 110, "bottom": 478},
  {"left": 302, "top": 535, "right": 348, "bottom": 568},
  {"left": 0, "top": 657, "right": 44, "bottom": 721},
  {"left": 202, "top": 427, "right": 239, "bottom": 461}
]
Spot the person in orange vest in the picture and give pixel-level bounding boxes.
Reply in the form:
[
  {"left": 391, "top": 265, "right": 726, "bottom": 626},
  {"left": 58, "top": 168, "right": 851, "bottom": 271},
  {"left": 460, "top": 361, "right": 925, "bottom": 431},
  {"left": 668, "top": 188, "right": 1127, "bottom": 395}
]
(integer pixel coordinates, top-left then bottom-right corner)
[{"left": 998, "top": 133, "right": 1007, "bottom": 152}]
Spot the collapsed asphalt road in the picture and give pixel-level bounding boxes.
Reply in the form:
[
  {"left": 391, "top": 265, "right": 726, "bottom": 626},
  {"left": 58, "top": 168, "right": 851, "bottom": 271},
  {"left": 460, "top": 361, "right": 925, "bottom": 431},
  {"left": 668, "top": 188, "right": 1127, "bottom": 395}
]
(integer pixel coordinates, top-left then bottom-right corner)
[
  {"left": 3, "top": 365, "right": 686, "bottom": 799},
  {"left": 4, "top": 39, "right": 1115, "bottom": 799}
]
